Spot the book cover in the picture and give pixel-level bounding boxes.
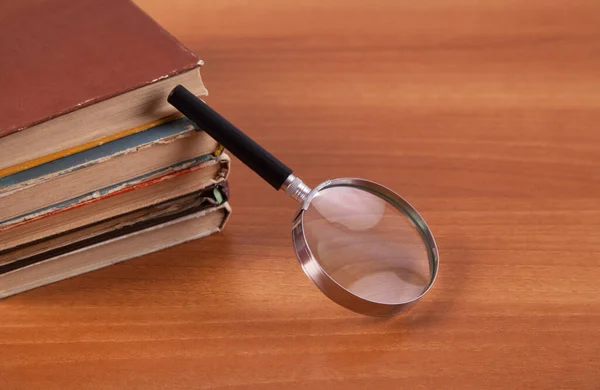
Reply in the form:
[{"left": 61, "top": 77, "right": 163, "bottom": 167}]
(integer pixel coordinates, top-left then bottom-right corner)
[
  {"left": 0, "top": 117, "right": 206, "bottom": 194},
  {"left": 0, "top": 155, "right": 230, "bottom": 251},
  {"left": 0, "top": 0, "right": 206, "bottom": 175},
  {"left": 0, "top": 0, "right": 198, "bottom": 137},
  {"left": 0, "top": 183, "right": 229, "bottom": 269},
  {"left": 0, "top": 154, "right": 216, "bottom": 228},
  {"left": 0, "top": 118, "right": 221, "bottom": 222},
  {"left": 1, "top": 152, "right": 229, "bottom": 229},
  {"left": 0, "top": 201, "right": 232, "bottom": 299}
]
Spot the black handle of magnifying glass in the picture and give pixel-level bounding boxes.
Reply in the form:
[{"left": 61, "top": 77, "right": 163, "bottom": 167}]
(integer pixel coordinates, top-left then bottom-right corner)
[{"left": 168, "top": 85, "right": 293, "bottom": 189}]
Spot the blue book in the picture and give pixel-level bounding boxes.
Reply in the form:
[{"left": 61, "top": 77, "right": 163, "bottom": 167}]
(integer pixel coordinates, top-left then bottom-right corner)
[
  {"left": 0, "top": 117, "right": 220, "bottom": 228},
  {"left": 1, "top": 117, "right": 202, "bottom": 192}
]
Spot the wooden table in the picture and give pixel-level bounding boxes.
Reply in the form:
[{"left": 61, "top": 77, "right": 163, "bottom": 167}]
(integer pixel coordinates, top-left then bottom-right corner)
[{"left": 2, "top": 0, "right": 599, "bottom": 388}]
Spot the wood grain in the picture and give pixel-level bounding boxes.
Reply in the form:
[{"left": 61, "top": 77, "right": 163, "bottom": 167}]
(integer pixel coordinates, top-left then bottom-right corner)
[{"left": 1, "top": 0, "right": 599, "bottom": 388}]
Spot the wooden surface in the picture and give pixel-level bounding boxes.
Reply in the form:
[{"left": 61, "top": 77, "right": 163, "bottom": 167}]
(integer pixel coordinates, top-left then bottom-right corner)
[{"left": 2, "top": 0, "right": 600, "bottom": 388}]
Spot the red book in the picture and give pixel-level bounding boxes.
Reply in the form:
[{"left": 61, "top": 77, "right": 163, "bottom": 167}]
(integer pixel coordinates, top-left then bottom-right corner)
[{"left": 0, "top": 0, "right": 207, "bottom": 177}]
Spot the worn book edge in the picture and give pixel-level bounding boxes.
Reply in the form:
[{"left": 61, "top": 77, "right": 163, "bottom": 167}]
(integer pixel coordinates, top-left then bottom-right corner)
[
  {"left": 0, "top": 155, "right": 230, "bottom": 251},
  {"left": 0, "top": 154, "right": 218, "bottom": 228},
  {"left": 0, "top": 66, "right": 209, "bottom": 177},
  {"left": 0, "top": 183, "right": 229, "bottom": 267},
  {"left": 0, "top": 115, "right": 181, "bottom": 179},
  {"left": 0, "top": 117, "right": 216, "bottom": 193},
  {"left": 0, "top": 202, "right": 231, "bottom": 299}
]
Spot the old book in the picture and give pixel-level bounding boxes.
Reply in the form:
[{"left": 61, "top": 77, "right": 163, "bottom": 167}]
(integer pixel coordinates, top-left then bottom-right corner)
[
  {"left": 0, "top": 201, "right": 232, "bottom": 299},
  {"left": 0, "top": 0, "right": 206, "bottom": 176},
  {"left": 0, "top": 183, "right": 229, "bottom": 268},
  {"left": 0, "top": 154, "right": 230, "bottom": 251},
  {"left": 0, "top": 118, "right": 219, "bottom": 225}
]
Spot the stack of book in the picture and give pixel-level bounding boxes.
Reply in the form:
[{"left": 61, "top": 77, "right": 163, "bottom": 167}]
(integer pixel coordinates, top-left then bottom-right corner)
[{"left": 0, "top": 0, "right": 230, "bottom": 298}]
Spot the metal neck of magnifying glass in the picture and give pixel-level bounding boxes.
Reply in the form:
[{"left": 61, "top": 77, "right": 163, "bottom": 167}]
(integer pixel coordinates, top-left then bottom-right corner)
[{"left": 281, "top": 175, "right": 312, "bottom": 203}]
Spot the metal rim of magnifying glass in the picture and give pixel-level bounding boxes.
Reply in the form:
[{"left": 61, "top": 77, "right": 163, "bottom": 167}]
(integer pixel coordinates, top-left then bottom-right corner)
[{"left": 291, "top": 178, "right": 439, "bottom": 317}]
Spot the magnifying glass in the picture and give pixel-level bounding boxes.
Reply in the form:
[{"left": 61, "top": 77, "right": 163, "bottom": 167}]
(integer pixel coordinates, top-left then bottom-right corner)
[{"left": 168, "top": 85, "right": 438, "bottom": 317}]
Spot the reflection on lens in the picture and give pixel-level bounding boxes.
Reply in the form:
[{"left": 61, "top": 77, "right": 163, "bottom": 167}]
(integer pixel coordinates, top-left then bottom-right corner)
[{"left": 303, "top": 185, "right": 431, "bottom": 305}]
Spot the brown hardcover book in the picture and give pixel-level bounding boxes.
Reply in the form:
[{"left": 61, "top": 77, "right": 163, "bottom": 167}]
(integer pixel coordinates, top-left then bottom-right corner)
[{"left": 0, "top": 0, "right": 206, "bottom": 176}]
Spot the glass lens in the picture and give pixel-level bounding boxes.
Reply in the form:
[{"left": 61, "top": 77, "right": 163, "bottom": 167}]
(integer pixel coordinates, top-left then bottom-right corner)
[{"left": 302, "top": 185, "right": 432, "bottom": 305}]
